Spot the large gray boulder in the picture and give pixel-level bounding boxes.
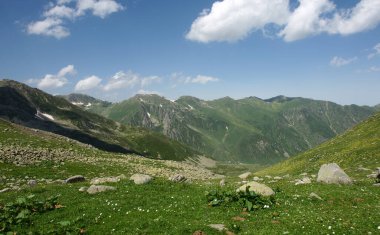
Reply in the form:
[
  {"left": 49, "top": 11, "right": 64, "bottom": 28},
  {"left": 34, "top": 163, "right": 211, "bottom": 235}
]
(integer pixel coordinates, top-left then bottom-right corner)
[
  {"left": 87, "top": 185, "right": 116, "bottom": 194},
  {"left": 130, "top": 174, "right": 153, "bottom": 185},
  {"left": 317, "top": 163, "right": 352, "bottom": 184},
  {"left": 236, "top": 181, "right": 275, "bottom": 196}
]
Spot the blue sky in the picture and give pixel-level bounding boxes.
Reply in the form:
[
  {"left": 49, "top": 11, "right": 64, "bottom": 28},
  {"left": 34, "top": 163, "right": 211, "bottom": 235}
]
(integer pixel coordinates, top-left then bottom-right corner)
[{"left": 0, "top": 0, "right": 380, "bottom": 105}]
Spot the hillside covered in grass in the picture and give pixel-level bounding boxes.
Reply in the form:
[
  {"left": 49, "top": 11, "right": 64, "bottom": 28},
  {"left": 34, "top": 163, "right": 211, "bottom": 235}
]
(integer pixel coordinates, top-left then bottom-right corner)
[
  {"left": 0, "top": 80, "right": 198, "bottom": 161},
  {"left": 65, "top": 93, "right": 375, "bottom": 165},
  {"left": 257, "top": 111, "right": 380, "bottom": 176}
]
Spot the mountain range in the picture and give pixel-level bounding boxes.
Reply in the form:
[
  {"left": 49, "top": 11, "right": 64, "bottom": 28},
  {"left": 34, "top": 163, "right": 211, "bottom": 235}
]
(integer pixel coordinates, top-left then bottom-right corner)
[
  {"left": 0, "top": 80, "right": 198, "bottom": 161},
  {"left": 62, "top": 91, "right": 375, "bottom": 164}
]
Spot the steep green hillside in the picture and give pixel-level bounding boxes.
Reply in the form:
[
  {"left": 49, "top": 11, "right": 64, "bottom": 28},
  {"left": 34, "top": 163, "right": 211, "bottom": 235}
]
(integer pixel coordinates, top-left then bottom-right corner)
[
  {"left": 0, "top": 80, "right": 198, "bottom": 161},
  {"left": 74, "top": 93, "right": 374, "bottom": 164},
  {"left": 257, "top": 111, "right": 380, "bottom": 176}
]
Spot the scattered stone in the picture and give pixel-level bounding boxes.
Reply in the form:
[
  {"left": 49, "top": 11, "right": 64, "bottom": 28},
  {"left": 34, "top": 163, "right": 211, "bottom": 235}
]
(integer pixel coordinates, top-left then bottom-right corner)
[
  {"left": 65, "top": 175, "right": 85, "bottom": 184},
  {"left": 27, "top": 180, "right": 37, "bottom": 187},
  {"left": 54, "top": 179, "right": 66, "bottom": 184},
  {"left": 265, "top": 175, "right": 272, "bottom": 179},
  {"left": 317, "top": 163, "right": 352, "bottom": 185},
  {"left": 295, "top": 177, "right": 312, "bottom": 185},
  {"left": 91, "top": 176, "right": 121, "bottom": 185},
  {"left": 219, "top": 179, "right": 226, "bottom": 187},
  {"left": 253, "top": 176, "right": 262, "bottom": 181},
  {"left": 274, "top": 176, "right": 283, "bottom": 180},
  {"left": 238, "top": 172, "right": 251, "bottom": 180},
  {"left": 236, "top": 181, "right": 275, "bottom": 196},
  {"left": 130, "top": 174, "right": 153, "bottom": 185},
  {"left": 309, "top": 192, "right": 323, "bottom": 200},
  {"left": 79, "top": 186, "right": 88, "bottom": 192},
  {"left": 232, "top": 216, "right": 246, "bottom": 221},
  {"left": 208, "top": 224, "right": 226, "bottom": 232},
  {"left": 373, "top": 183, "right": 380, "bottom": 187},
  {"left": 0, "top": 188, "right": 10, "bottom": 193},
  {"left": 169, "top": 174, "right": 186, "bottom": 183},
  {"left": 87, "top": 185, "right": 116, "bottom": 194}
]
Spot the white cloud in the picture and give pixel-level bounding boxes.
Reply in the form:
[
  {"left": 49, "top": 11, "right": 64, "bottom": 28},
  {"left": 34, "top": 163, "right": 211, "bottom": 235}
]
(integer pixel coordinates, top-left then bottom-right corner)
[
  {"left": 27, "top": 0, "right": 124, "bottom": 39},
  {"left": 190, "top": 75, "right": 219, "bottom": 84},
  {"left": 186, "top": 0, "right": 290, "bottom": 43},
  {"left": 76, "top": 0, "right": 124, "bottom": 18},
  {"left": 187, "top": 0, "right": 380, "bottom": 43},
  {"left": 103, "top": 71, "right": 141, "bottom": 91},
  {"left": 75, "top": 75, "right": 102, "bottom": 91},
  {"left": 28, "top": 65, "right": 76, "bottom": 89},
  {"left": 58, "top": 64, "right": 76, "bottom": 77},
  {"left": 171, "top": 73, "right": 220, "bottom": 85},
  {"left": 330, "top": 56, "right": 357, "bottom": 67},
  {"left": 368, "top": 43, "right": 380, "bottom": 59},
  {"left": 280, "top": 0, "right": 335, "bottom": 42},
  {"left": 27, "top": 18, "right": 70, "bottom": 39}
]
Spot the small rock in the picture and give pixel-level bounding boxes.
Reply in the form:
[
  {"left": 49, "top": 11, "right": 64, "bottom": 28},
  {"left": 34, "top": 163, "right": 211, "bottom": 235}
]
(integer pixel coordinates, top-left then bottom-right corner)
[
  {"left": 27, "top": 180, "right": 37, "bottom": 187},
  {"left": 236, "top": 181, "right": 275, "bottom": 196},
  {"left": 220, "top": 179, "right": 226, "bottom": 187},
  {"left": 253, "top": 176, "right": 262, "bottom": 181},
  {"left": 295, "top": 177, "right": 312, "bottom": 185},
  {"left": 317, "top": 163, "right": 352, "bottom": 185},
  {"left": 309, "top": 192, "right": 323, "bottom": 200},
  {"left": 130, "top": 174, "right": 153, "bottom": 185},
  {"left": 91, "top": 176, "right": 120, "bottom": 185},
  {"left": 274, "top": 176, "right": 283, "bottom": 180},
  {"left": 238, "top": 172, "right": 251, "bottom": 180},
  {"left": 169, "top": 174, "right": 186, "bottom": 183},
  {"left": 65, "top": 175, "right": 85, "bottom": 184},
  {"left": 87, "top": 185, "right": 116, "bottom": 194},
  {"left": 208, "top": 224, "right": 226, "bottom": 232},
  {"left": 79, "top": 186, "right": 88, "bottom": 192},
  {"left": 373, "top": 183, "right": 380, "bottom": 187},
  {"left": 265, "top": 175, "right": 272, "bottom": 179},
  {"left": 0, "top": 188, "right": 10, "bottom": 193}
]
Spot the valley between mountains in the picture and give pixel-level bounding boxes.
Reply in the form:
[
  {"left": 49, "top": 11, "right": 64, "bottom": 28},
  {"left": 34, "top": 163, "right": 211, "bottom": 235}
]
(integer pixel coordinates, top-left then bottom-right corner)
[{"left": 0, "top": 79, "right": 379, "bottom": 234}]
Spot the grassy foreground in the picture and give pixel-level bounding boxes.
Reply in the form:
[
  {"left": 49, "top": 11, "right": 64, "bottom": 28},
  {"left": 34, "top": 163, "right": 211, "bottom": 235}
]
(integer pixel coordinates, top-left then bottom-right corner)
[{"left": 1, "top": 160, "right": 379, "bottom": 234}]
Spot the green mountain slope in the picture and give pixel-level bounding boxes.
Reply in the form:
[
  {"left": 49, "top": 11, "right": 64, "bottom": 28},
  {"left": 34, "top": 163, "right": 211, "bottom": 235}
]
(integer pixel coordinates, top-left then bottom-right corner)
[
  {"left": 257, "top": 111, "right": 380, "bottom": 176},
  {"left": 67, "top": 93, "right": 375, "bottom": 164},
  {"left": 0, "top": 80, "right": 198, "bottom": 161}
]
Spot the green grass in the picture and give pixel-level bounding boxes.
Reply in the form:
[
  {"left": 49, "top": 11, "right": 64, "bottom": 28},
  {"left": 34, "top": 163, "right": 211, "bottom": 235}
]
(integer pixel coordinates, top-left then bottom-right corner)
[
  {"left": 1, "top": 166, "right": 379, "bottom": 234},
  {"left": 257, "top": 112, "right": 380, "bottom": 177}
]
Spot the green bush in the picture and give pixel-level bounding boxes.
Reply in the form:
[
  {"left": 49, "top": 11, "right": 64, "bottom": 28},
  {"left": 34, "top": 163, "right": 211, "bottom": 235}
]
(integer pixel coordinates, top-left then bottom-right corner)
[{"left": 205, "top": 186, "right": 276, "bottom": 211}]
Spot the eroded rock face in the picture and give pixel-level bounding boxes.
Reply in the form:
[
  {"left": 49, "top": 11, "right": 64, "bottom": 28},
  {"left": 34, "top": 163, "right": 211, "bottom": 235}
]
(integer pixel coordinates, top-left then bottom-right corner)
[
  {"left": 317, "top": 163, "right": 352, "bottom": 185},
  {"left": 130, "top": 174, "right": 153, "bottom": 185},
  {"left": 236, "top": 181, "right": 275, "bottom": 196},
  {"left": 87, "top": 185, "right": 116, "bottom": 194}
]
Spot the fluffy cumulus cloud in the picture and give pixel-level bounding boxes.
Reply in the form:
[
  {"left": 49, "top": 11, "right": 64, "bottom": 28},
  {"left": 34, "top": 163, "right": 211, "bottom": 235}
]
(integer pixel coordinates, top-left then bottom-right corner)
[
  {"left": 74, "top": 75, "right": 102, "bottom": 91},
  {"left": 28, "top": 65, "right": 76, "bottom": 89},
  {"left": 27, "top": 0, "right": 124, "bottom": 39},
  {"left": 186, "top": 0, "right": 380, "bottom": 43},
  {"left": 330, "top": 56, "right": 357, "bottom": 67},
  {"left": 186, "top": 0, "right": 290, "bottom": 43}
]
